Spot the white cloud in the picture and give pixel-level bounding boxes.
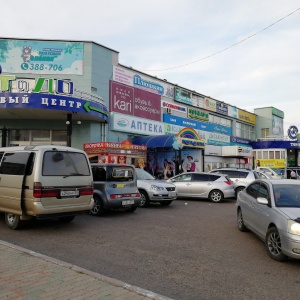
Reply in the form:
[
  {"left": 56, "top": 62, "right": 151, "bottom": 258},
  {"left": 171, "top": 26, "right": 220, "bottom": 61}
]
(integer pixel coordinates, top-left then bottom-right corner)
[{"left": 2, "top": 0, "right": 300, "bottom": 133}]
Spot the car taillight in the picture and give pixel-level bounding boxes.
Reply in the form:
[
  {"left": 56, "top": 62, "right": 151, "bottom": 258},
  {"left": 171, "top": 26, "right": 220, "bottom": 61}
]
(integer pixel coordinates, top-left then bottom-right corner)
[
  {"left": 225, "top": 180, "right": 233, "bottom": 185},
  {"left": 110, "top": 193, "right": 140, "bottom": 199},
  {"left": 33, "top": 182, "right": 42, "bottom": 198},
  {"left": 80, "top": 185, "right": 94, "bottom": 195},
  {"left": 33, "top": 182, "right": 59, "bottom": 198},
  {"left": 33, "top": 182, "right": 94, "bottom": 198}
]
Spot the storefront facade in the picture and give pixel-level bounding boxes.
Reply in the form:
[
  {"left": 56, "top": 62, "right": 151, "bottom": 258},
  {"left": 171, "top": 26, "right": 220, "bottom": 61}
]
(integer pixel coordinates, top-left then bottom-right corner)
[
  {"left": 0, "top": 38, "right": 116, "bottom": 149},
  {"left": 1, "top": 37, "right": 259, "bottom": 169}
]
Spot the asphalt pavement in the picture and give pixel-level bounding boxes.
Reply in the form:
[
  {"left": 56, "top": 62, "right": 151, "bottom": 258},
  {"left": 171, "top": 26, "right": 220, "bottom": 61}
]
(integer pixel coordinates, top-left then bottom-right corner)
[{"left": 0, "top": 240, "right": 173, "bottom": 300}]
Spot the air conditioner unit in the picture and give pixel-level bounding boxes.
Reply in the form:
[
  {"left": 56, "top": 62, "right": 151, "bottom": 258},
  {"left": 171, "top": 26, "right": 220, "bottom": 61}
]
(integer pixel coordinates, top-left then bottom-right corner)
[{"left": 166, "top": 108, "right": 172, "bottom": 114}]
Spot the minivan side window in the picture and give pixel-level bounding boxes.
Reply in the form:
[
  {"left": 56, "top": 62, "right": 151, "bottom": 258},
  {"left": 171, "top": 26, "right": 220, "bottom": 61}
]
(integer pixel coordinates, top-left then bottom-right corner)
[
  {"left": 43, "top": 151, "right": 90, "bottom": 176},
  {"left": 0, "top": 152, "right": 33, "bottom": 175}
]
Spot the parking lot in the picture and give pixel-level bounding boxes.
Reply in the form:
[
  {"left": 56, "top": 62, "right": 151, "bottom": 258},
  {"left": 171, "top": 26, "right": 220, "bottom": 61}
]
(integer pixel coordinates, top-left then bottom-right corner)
[{"left": 1, "top": 198, "right": 300, "bottom": 300}]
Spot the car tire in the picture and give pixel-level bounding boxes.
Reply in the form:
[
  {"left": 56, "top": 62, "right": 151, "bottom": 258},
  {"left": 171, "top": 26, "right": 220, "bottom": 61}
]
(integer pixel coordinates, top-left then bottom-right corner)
[
  {"left": 139, "top": 190, "right": 150, "bottom": 207},
  {"left": 89, "top": 196, "right": 105, "bottom": 216},
  {"left": 160, "top": 200, "right": 172, "bottom": 206},
  {"left": 5, "top": 213, "right": 22, "bottom": 230},
  {"left": 237, "top": 208, "right": 248, "bottom": 232},
  {"left": 126, "top": 206, "right": 137, "bottom": 212},
  {"left": 265, "top": 227, "right": 288, "bottom": 262},
  {"left": 208, "top": 190, "right": 223, "bottom": 203},
  {"left": 235, "top": 187, "right": 245, "bottom": 197},
  {"left": 58, "top": 216, "right": 75, "bottom": 223}
]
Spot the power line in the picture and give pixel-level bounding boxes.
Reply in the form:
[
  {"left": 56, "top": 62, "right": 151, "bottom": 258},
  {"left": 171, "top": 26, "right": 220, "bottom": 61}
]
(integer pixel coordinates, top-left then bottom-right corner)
[{"left": 144, "top": 7, "right": 300, "bottom": 72}]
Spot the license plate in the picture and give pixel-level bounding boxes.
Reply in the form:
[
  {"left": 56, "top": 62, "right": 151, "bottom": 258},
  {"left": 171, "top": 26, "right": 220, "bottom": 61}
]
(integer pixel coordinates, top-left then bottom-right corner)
[
  {"left": 122, "top": 200, "right": 134, "bottom": 205},
  {"left": 60, "top": 190, "right": 79, "bottom": 197},
  {"left": 117, "top": 184, "right": 125, "bottom": 188}
]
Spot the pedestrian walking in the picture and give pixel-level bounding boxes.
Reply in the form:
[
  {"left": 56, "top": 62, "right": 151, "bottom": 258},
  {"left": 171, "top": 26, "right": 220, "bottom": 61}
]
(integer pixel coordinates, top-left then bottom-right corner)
[{"left": 290, "top": 169, "right": 297, "bottom": 179}]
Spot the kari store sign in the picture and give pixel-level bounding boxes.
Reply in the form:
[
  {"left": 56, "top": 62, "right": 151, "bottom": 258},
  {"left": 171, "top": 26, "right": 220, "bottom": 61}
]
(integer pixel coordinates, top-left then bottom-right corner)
[
  {"left": 113, "top": 66, "right": 174, "bottom": 98},
  {"left": 0, "top": 39, "right": 83, "bottom": 75},
  {"left": 110, "top": 81, "right": 161, "bottom": 121}
]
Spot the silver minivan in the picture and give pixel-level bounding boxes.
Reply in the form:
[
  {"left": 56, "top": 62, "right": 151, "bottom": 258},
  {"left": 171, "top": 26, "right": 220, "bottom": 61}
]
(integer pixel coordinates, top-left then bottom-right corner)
[{"left": 0, "top": 145, "right": 94, "bottom": 229}]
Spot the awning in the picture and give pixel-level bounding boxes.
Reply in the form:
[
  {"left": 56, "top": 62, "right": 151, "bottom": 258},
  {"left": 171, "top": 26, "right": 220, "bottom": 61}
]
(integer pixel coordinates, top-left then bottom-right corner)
[{"left": 131, "top": 135, "right": 176, "bottom": 149}]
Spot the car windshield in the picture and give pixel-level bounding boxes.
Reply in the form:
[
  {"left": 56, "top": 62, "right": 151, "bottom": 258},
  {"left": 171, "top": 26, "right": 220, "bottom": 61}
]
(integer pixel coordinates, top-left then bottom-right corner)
[
  {"left": 135, "top": 168, "right": 155, "bottom": 180},
  {"left": 274, "top": 184, "right": 300, "bottom": 207}
]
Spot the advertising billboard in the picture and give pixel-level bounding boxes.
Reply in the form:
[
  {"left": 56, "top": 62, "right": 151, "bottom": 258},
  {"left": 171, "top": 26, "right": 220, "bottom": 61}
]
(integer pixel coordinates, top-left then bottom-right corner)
[
  {"left": 110, "top": 81, "right": 161, "bottom": 121},
  {"left": 0, "top": 39, "right": 83, "bottom": 75}
]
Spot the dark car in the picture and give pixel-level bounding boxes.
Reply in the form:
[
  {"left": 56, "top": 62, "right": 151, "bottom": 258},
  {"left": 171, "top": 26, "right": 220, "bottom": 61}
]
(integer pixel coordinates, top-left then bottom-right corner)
[{"left": 89, "top": 163, "right": 141, "bottom": 216}]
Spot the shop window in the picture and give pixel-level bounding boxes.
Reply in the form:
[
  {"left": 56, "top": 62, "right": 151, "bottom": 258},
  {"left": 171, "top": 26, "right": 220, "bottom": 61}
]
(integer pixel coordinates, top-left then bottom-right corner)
[
  {"left": 257, "top": 151, "right": 262, "bottom": 159},
  {"left": 263, "top": 151, "right": 268, "bottom": 159},
  {"left": 269, "top": 151, "right": 274, "bottom": 159},
  {"left": 32, "top": 130, "right": 50, "bottom": 142},
  {"left": 52, "top": 131, "right": 67, "bottom": 142},
  {"left": 261, "top": 128, "right": 269, "bottom": 138},
  {"left": 10, "top": 130, "right": 30, "bottom": 141},
  {"left": 275, "top": 151, "right": 281, "bottom": 159}
]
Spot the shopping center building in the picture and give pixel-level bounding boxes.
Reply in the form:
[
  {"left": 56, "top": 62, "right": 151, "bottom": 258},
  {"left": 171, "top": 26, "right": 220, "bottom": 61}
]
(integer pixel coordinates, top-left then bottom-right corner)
[{"left": 1, "top": 37, "right": 299, "bottom": 174}]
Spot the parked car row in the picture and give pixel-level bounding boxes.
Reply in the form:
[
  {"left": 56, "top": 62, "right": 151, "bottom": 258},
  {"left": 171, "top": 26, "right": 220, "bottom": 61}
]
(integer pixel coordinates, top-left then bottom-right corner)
[{"left": 1, "top": 146, "right": 300, "bottom": 263}]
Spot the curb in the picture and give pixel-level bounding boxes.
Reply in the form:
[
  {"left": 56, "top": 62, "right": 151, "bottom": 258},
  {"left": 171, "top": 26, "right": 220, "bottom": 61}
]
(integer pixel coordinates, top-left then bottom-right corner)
[{"left": 0, "top": 240, "right": 173, "bottom": 300}]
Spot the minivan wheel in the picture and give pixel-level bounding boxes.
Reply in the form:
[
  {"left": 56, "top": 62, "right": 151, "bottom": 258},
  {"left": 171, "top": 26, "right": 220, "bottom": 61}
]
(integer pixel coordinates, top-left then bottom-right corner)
[
  {"left": 265, "top": 227, "right": 288, "bottom": 262},
  {"left": 208, "top": 190, "right": 223, "bottom": 203},
  {"left": 90, "top": 197, "right": 105, "bottom": 216},
  {"left": 5, "top": 213, "right": 22, "bottom": 230},
  {"left": 237, "top": 208, "right": 248, "bottom": 232},
  {"left": 139, "top": 190, "right": 150, "bottom": 207}
]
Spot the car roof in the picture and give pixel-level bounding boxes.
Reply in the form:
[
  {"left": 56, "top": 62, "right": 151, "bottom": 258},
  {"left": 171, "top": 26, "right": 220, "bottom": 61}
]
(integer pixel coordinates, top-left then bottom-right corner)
[
  {"left": 178, "top": 172, "right": 228, "bottom": 176},
  {"left": 258, "top": 179, "right": 300, "bottom": 185}
]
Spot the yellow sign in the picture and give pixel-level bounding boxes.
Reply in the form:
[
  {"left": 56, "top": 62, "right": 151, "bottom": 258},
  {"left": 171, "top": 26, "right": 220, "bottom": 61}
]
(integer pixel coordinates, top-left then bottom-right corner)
[
  {"left": 255, "top": 159, "right": 286, "bottom": 168},
  {"left": 238, "top": 110, "right": 256, "bottom": 125}
]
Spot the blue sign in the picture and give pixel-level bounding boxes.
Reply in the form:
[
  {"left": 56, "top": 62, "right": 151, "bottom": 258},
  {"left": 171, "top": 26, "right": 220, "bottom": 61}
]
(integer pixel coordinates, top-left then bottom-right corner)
[
  {"left": 288, "top": 125, "right": 298, "bottom": 140},
  {"left": 0, "top": 92, "right": 109, "bottom": 122},
  {"left": 230, "top": 136, "right": 251, "bottom": 145}
]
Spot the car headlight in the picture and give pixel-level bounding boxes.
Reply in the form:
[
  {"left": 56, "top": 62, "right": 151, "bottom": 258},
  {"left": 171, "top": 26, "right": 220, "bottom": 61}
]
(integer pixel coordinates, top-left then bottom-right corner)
[
  {"left": 151, "top": 185, "right": 164, "bottom": 191},
  {"left": 288, "top": 220, "right": 300, "bottom": 235}
]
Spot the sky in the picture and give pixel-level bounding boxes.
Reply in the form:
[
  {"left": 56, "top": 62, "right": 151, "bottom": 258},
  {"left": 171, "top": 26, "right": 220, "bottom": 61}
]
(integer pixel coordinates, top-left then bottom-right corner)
[{"left": 2, "top": 0, "right": 300, "bottom": 134}]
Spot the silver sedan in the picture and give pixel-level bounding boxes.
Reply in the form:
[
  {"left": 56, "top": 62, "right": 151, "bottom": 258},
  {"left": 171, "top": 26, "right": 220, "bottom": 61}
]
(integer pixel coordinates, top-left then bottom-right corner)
[
  {"left": 236, "top": 179, "right": 300, "bottom": 261},
  {"left": 166, "top": 172, "right": 235, "bottom": 203}
]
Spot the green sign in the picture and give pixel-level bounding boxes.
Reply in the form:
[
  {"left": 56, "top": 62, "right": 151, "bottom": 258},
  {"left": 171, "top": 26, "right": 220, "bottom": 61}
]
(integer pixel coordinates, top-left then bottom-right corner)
[{"left": 188, "top": 108, "right": 209, "bottom": 122}]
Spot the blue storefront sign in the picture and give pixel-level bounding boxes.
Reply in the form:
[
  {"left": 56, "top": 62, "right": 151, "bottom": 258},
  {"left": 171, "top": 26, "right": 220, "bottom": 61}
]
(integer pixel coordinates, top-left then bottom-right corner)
[{"left": 0, "top": 92, "right": 109, "bottom": 121}]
